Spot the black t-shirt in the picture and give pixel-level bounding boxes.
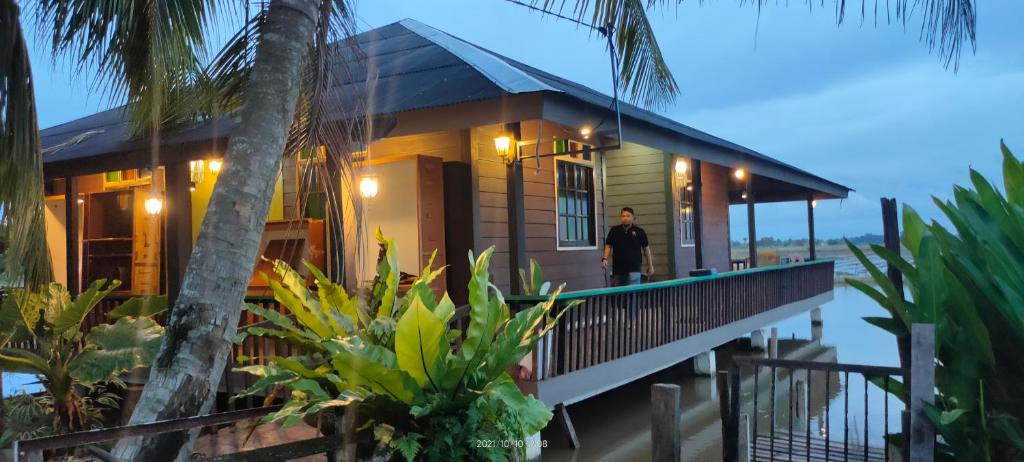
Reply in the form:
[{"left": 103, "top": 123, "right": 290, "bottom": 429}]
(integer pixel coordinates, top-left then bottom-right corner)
[{"left": 605, "top": 224, "right": 649, "bottom": 275}]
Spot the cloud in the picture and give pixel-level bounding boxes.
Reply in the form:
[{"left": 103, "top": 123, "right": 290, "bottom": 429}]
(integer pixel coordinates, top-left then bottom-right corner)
[{"left": 700, "top": 60, "right": 1024, "bottom": 239}]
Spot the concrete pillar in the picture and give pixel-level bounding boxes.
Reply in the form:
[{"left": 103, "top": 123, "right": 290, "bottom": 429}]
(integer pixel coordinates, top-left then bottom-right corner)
[
  {"left": 810, "top": 307, "right": 823, "bottom": 325},
  {"left": 811, "top": 324, "right": 823, "bottom": 342},
  {"left": 750, "top": 329, "right": 768, "bottom": 350},
  {"left": 769, "top": 327, "right": 779, "bottom": 359},
  {"left": 694, "top": 350, "right": 716, "bottom": 376}
]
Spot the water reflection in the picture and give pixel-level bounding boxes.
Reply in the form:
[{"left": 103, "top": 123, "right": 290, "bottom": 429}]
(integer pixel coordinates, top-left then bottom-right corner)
[{"left": 541, "top": 286, "right": 900, "bottom": 462}]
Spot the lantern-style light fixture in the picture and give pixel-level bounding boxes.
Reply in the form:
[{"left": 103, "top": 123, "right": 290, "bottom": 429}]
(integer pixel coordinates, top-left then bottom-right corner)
[
  {"left": 812, "top": 200, "right": 818, "bottom": 208},
  {"left": 494, "top": 133, "right": 515, "bottom": 163},
  {"left": 359, "top": 174, "right": 379, "bottom": 199},
  {"left": 145, "top": 195, "right": 164, "bottom": 215},
  {"left": 674, "top": 158, "right": 689, "bottom": 175},
  {"left": 734, "top": 168, "right": 746, "bottom": 180},
  {"left": 208, "top": 159, "right": 223, "bottom": 173},
  {"left": 580, "top": 125, "right": 593, "bottom": 139},
  {"left": 189, "top": 160, "right": 205, "bottom": 183}
]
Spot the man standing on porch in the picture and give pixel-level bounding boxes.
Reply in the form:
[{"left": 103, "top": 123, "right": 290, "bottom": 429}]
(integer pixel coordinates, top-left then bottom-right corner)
[{"left": 602, "top": 207, "right": 654, "bottom": 286}]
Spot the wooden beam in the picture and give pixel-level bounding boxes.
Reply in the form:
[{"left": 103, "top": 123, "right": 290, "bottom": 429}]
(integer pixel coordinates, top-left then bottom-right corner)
[
  {"left": 692, "top": 159, "right": 704, "bottom": 269},
  {"left": 164, "top": 162, "right": 193, "bottom": 305},
  {"left": 554, "top": 402, "right": 581, "bottom": 449},
  {"left": 64, "top": 177, "right": 80, "bottom": 295},
  {"left": 881, "top": 198, "right": 903, "bottom": 294},
  {"left": 909, "top": 323, "right": 936, "bottom": 462},
  {"left": 663, "top": 155, "right": 678, "bottom": 278},
  {"left": 807, "top": 194, "right": 816, "bottom": 261},
  {"left": 506, "top": 123, "right": 527, "bottom": 295},
  {"left": 746, "top": 175, "right": 757, "bottom": 268},
  {"left": 651, "top": 383, "right": 681, "bottom": 462}
]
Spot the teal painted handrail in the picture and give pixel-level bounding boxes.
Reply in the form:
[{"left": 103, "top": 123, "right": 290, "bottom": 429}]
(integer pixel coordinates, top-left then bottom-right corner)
[{"left": 505, "top": 259, "right": 835, "bottom": 302}]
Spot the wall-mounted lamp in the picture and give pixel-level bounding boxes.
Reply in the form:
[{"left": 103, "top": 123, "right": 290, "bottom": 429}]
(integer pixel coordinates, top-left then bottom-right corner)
[
  {"left": 734, "top": 168, "right": 746, "bottom": 180},
  {"left": 189, "top": 160, "right": 205, "bottom": 184},
  {"left": 580, "top": 125, "right": 593, "bottom": 139},
  {"left": 674, "top": 158, "right": 689, "bottom": 175},
  {"left": 741, "top": 192, "right": 748, "bottom": 200},
  {"left": 145, "top": 196, "right": 164, "bottom": 215},
  {"left": 494, "top": 133, "right": 515, "bottom": 163},
  {"left": 208, "top": 159, "right": 223, "bottom": 173},
  {"left": 359, "top": 174, "right": 379, "bottom": 199}
]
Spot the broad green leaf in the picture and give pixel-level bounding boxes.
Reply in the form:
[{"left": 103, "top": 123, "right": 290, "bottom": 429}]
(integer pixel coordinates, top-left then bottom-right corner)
[
  {"left": 483, "top": 374, "right": 553, "bottom": 436},
  {"left": 940, "top": 408, "right": 969, "bottom": 426},
  {"left": 68, "top": 316, "right": 164, "bottom": 384},
  {"left": 868, "top": 375, "right": 907, "bottom": 403},
  {"left": 434, "top": 293, "right": 456, "bottom": 325},
  {"left": 373, "top": 229, "right": 400, "bottom": 319},
  {"left": 271, "top": 261, "right": 334, "bottom": 338},
  {"left": 53, "top": 279, "right": 120, "bottom": 333},
  {"left": 108, "top": 295, "right": 168, "bottom": 318},
  {"left": 0, "top": 348, "right": 49, "bottom": 375},
  {"left": 1003, "top": 141, "right": 1024, "bottom": 206},
  {"left": 269, "top": 278, "right": 332, "bottom": 339},
  {"left": 332, "top": 337, "right": 418, "bottom": 404},
  {"left": 305, "top": 261, "right": 364, "bottom": 331},
  {"left": 901, "top": 204, "right": 927, "bottom": 258},
  {"left": 395, "top": 297, "right": 447, "bottom": 390},
  {"left": 863, "top": 316, "right": 908, "bottom": 338}
]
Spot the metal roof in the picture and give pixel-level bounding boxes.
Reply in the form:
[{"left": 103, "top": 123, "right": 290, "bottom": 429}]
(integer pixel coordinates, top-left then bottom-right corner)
[{"left": 40, "top": 19, "right": 850, "bottom": 196}]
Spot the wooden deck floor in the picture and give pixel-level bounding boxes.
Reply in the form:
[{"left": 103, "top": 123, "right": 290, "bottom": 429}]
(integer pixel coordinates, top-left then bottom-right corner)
[
  {"left": 191, "top": 419, "right": 325, "bottom": 461},
  {"left": 752, "top": 432, "right": 887, "bottom": 462}
]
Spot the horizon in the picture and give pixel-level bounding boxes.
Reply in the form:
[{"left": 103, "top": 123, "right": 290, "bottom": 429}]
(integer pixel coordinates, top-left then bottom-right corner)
[{"left": 27, "top": 1, "right": 1024, "bottom": 240}]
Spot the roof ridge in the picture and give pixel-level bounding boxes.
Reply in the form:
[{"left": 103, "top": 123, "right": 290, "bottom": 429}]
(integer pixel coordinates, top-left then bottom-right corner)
[{"left": 397, "top": 18, "right": 558, "bottom": 95}]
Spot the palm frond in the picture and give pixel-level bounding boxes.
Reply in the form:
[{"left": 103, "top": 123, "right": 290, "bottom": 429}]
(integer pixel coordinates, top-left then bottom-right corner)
[
  {"left": 740, "top": 0, "right": 976, "bottom": 70},
  {"left": 541, "top": 0, "right": 680, "bottom": 109},
  {"left": 0, "top": 0, "right": 52, "bottom": 288},
  {"left": 35, "top": 0, "right": 218, "bottom": 136}
]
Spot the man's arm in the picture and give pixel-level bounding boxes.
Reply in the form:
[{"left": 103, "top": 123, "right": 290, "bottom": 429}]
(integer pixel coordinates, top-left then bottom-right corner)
[
  {"left": 602, "top": 244, "right": 612, "bottom": 269},
  {"left": 643, "top": 246, "right": 655, "bottom": 275}
]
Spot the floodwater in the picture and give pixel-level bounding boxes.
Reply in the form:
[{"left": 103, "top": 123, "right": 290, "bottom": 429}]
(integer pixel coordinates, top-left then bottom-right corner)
[{"left": 540, "top": 285, "right": 901, "bottom": 462}]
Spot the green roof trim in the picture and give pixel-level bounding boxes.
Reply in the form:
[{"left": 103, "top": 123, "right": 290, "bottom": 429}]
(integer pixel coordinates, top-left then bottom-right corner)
[{"left": 506, "top": 259, "right": 835, "bottom": 302}]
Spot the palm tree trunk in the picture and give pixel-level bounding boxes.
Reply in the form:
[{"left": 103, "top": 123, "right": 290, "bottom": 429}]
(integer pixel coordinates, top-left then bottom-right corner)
[{"left": 111, "top": 0, "right": 320, "bottom": 459}]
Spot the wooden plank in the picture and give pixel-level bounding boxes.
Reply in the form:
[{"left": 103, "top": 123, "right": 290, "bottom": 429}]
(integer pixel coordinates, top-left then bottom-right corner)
[
  {"left": 554, "top": 403, "right": 581, "bottom": 449},
  {"left": 909, "top": 323, "right": 936, "bottom": 462},
  {"left": 651, "top": 384, "right": 681, "bottom": 462},
  {"left": 198, "top": 436, "right": 341, "bottom": 462}
]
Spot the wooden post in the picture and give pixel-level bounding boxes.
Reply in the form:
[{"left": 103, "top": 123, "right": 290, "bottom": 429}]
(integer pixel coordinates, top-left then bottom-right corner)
[
  {"left": 769, "top": 327, "right": 779, "bottom": 359},
  {"left": 651, "top": 383, "right": 682, "bottom": 462},
  {"left": 664, "top": 156, "right": 678, "bottom": 278},
  {"left": 555, "top": 403, "right": 581, "bottom": 449},
  {"left": 505, "top": 123, "right": 526, "bottom": 295},
  {"left": 64, "top": 176, "right": 80, "bottom": 295},
  {"left": 807, "top": 194, "right": 816, "bottom": 261},
  {"left": 909, "top": 323, "right": 936, "bottom": 462},
  {"left": 746, "top": 175, "right": 757, "bottom": 268},
  {"left": 717, "top": 371, "right": 737, "bottom": 462},
  {"left": 164, "top": 162, "right": 193, "bottom": 306},
  {"left": 692, "top": 159, "right": 705, "bottom": 269},
  {"left": 881, "top": 198, "right": 903, "bottom": 295},
  {"left": 327, "top": 407, "right": 346, "bottom": 462},
  {"left": 14, "top": 440, "right": 43, "bottom": 462},
  {"left": 738, "top": 413, "right": 750, "bottom": 462}
]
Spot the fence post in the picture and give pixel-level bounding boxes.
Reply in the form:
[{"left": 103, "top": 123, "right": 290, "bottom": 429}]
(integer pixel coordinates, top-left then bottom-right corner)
[
  {"left": 909, "top": 323, "right": 935, "bottom": 462},
  {"left": 651, "top": 384, "right": 682, "bottom": 462},
  {"left": 738, "top": 413, "right": 750, "bottom": 462},
  {"left": 717, "top": 371, "right": 738, "bottom": 462}
]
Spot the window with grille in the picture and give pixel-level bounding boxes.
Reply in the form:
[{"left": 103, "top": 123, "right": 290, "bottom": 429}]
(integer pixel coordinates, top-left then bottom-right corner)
[
  {"left": 556, "top": 159, "right": 596, "bottom": 248},
  {"left": 680, "top": 183, "right": 695, "bottom": 245}
]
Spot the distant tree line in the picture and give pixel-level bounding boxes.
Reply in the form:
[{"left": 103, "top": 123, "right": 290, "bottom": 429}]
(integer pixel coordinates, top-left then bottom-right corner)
[{"left": 732, "top": 233, "right": 884, "bottom": 247}]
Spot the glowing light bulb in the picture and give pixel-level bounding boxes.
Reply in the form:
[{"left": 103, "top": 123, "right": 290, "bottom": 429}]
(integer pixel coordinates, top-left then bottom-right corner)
[
  {"left": 359, "top": 175, "right": 379, "bottom": 198},
  {"left": 675, "top": 158, "right": 688, "bottom": 175},
  {"left": 812, "top": 200, "right": 818, "bottom": 208},
  {"left": 734, "top": 168, "right": 746, "bottom": 180},
  {"left": 494, "top": 135, "right": 513, "bottom": 162},
  {"left": 208, "top": 159, "right": 223, "bottom": 173},
  {"left": 145, "top": 196, "right": 163, "bottom": 215},
  {"left": 580, "top": 125, "right": 592, "bottom": 139}
]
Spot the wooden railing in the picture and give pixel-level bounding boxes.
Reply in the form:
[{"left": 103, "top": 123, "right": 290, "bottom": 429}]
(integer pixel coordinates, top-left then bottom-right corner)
[{"left": 506, "top": 260, "right": 835, "bottom": 381}]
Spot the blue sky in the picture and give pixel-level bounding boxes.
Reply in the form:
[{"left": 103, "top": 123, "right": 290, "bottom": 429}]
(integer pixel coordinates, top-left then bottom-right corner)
[{"left": 30, "top": 1, "right": 1024, "bottom": 239}]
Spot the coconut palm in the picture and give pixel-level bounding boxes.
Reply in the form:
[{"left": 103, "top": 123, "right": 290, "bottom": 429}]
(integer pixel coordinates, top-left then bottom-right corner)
[{"left": 2, "top": 0, "right": 979, "bottom": 460}]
